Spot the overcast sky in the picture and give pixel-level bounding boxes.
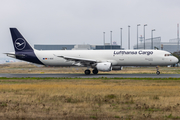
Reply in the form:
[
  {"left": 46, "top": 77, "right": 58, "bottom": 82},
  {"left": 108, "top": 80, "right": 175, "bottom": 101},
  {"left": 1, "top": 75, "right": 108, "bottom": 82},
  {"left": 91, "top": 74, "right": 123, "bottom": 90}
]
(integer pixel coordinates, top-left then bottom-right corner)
[{"left": 1, "top": 0, "right": 180, "bottom": 57}]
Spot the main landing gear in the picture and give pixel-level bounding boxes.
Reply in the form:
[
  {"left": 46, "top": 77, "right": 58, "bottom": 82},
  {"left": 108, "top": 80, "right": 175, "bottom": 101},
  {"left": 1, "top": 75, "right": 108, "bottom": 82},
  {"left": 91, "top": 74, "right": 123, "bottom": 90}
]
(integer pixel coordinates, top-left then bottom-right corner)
[
  {"left": 84, "top": 69, "right": 91, "bottom": 75},
  {"left": 84, "top": 68, "right": 99, "bottom": 75},
  {"left": 156, "top": 66, "right": 160, "bottom": 75},
  {"left": 92, "top": 68, "right": 98, "bottom": 74}
]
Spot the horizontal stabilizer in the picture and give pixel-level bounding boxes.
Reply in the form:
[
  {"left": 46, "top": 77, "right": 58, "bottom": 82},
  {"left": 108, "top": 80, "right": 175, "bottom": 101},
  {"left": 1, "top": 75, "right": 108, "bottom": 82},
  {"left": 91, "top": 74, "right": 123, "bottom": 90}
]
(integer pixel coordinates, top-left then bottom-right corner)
[{"left": 4, "top": 52, "right": 25, "bottom": 58}]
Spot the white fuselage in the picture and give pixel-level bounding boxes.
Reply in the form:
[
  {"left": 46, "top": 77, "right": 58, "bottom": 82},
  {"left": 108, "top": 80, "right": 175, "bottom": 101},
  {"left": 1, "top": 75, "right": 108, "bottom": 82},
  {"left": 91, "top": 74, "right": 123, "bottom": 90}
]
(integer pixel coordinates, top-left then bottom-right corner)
[{"left": 34, "top": 49, "right": 178, "bottom": 66}]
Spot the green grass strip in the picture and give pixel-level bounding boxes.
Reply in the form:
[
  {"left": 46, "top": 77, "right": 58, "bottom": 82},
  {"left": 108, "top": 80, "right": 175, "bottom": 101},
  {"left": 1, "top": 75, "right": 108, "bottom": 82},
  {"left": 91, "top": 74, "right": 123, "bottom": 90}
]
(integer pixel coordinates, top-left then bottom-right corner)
[{"left": 1, "top": 77, "right": 180, "bottom": 81}]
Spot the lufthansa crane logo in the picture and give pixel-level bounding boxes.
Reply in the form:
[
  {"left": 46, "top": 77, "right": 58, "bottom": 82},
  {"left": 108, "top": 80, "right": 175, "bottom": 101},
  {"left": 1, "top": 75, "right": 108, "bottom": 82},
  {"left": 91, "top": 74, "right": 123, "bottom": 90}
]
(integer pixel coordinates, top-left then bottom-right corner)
[{"left": 15, "top": 38, "right": 26, "bottom": 50}]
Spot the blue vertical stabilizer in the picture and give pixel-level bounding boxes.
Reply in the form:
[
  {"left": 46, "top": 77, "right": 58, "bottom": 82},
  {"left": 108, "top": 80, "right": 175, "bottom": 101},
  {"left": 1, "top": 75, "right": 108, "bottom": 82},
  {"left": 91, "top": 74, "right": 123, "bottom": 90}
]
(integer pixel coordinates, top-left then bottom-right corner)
[{"left": 9, "top": 28, "right": 43, "bottom": 65}]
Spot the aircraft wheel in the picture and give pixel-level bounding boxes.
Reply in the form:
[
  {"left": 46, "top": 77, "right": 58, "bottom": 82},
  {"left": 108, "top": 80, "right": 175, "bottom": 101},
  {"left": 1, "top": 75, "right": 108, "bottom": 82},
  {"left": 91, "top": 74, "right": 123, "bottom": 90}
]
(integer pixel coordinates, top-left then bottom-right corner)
[
  {"left": 156, "top": 71, "right": 160, "bottom": 75},
  {"left": 92, "top": 69, "right": 98, "bottom": 74},
  {"left": 84, "top": 69, "right": 91, "bottom": 75}
]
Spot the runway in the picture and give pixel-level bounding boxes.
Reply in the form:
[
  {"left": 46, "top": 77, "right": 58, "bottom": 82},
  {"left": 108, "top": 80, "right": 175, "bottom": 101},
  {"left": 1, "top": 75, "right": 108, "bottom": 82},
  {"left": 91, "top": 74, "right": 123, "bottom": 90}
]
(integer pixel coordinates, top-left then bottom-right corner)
[{"left": 0, "top": 73, "right": 180, "bottom": 78}]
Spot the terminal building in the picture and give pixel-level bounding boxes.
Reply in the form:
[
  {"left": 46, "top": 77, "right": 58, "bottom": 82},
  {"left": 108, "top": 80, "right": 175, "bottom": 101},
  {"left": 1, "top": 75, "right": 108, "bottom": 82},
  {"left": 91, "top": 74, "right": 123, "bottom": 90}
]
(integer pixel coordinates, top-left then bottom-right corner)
[
  {"left": 34, "top": 42, "right": 123, "bottom": 50},
  {"left": 34, "top": 44, "right": 75, "bottom": 50},
  {"left": 133, "top": 36, "right": 180, "bottom": 53},
  {"left": 133, "top": 36, "right": 161, "bottom": 50},
  {"left": 161, "top": 38, "right": 180, "bottom": 53},
  {"left": 34, "top": 38, "right": 180, "bottom": 53}
]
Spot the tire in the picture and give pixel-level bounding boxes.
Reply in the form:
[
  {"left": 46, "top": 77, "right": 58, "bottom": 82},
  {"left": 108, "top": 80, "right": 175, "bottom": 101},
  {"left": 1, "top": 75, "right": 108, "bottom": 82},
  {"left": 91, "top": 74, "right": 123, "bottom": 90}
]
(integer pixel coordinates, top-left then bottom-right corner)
[
  {"left": 84, "top": 69, "right": 91, "bottom": 75},
  {"left": 92, "top": 69, "right": 98, "bottom": 74},
  {"left": 156, "top": 71, "right": 160, "bottom": 75}
]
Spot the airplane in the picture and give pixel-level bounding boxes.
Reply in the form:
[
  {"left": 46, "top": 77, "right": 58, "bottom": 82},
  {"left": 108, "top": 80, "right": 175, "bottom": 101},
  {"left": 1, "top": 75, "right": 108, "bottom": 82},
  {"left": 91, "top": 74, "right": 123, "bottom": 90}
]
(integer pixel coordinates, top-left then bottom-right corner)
[{"left": 4, "top": 28, "right": 178, "bottom": 75}]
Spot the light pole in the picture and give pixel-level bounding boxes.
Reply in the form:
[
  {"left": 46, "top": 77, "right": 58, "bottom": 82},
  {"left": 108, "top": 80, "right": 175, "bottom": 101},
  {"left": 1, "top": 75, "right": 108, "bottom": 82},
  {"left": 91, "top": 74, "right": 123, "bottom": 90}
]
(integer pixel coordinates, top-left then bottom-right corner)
[
  {"left": 144, "top": 24, "right": 147, "bottom": 49},
  {"left": 137, "top": 24, "right": 140, "bottom": 49},
  {"left": 151, "top": 29, "right": 155, "bottom": 49},
  {"left": 120, "top": 28, "right": 122, "bottom": 49},
  {"left": 178, "top": 23, "right": 179, "bottom": 51},
  {"left": 103, "top": 32, "right": 105, "bottom": 49},
  {"left": 128, "top": 25, "right": 130, "bottom": 49},
  {"left": 110, "top": 31, "right": 112, "bottom": 49}
]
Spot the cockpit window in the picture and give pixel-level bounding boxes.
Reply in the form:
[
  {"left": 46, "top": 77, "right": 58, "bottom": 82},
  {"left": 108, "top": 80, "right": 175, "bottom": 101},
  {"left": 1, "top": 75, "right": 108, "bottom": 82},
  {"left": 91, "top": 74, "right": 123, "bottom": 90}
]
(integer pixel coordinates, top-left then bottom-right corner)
[{"left": 164, "top": 54, "right": 173, "bottom": 56}]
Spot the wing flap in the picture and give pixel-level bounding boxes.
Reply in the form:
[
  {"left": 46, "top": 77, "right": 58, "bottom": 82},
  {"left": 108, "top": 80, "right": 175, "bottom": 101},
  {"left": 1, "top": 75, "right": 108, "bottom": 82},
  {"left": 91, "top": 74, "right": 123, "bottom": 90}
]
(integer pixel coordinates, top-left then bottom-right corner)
[
  {"left": 54, "top": 55, "right": 97, "bottom": 66},
  {"left": 57, "top": 55, "right": 97, "bottom": 63}
]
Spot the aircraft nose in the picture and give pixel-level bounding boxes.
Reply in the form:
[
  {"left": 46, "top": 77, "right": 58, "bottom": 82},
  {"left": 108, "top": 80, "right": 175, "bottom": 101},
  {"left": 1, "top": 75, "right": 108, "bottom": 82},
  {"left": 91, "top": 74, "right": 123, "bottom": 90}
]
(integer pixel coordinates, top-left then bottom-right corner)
[{"left": 173, "top": 57, "right": 179, "bottom": 63}]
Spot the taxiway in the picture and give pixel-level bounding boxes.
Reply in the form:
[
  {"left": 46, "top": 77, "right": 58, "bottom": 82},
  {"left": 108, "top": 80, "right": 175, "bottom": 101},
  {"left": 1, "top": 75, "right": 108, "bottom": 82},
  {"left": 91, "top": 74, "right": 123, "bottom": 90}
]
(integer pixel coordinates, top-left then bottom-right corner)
[{"left": 0, "top": 73, "right": 179, "bottom": 78}]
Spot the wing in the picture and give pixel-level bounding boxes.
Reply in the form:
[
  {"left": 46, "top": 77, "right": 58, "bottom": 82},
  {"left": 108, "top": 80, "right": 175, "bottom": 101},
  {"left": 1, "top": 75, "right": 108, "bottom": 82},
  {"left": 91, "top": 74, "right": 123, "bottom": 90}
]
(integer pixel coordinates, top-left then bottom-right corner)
[{"left": 55, "top": 55, "right": 97, "bottom": 66}]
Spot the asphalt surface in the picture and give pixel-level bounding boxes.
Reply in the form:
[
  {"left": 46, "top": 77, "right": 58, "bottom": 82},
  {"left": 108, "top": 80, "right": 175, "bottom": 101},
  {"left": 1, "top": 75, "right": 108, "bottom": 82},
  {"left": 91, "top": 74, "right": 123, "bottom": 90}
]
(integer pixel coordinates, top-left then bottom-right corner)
[{"left": 0, "top": 73, "right": 179, "bottom": 78}]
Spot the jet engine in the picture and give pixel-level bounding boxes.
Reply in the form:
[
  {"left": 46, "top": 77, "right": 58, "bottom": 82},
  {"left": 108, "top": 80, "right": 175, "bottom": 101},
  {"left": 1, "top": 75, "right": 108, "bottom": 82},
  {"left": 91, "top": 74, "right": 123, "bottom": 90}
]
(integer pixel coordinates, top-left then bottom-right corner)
[
  {"left": 96, "top": 62, "right": 112, "bottom": 71},
  {"left": 112, "top": 66, "right": 123, "bottom": 70}
]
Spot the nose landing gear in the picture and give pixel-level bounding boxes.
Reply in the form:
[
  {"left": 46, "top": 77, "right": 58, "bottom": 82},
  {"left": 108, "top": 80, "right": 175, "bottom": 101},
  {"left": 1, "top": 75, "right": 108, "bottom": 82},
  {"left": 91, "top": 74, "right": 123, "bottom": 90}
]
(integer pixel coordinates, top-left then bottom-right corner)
[{"left": 156, "top": 66, "right": 160, "bottom": 75}]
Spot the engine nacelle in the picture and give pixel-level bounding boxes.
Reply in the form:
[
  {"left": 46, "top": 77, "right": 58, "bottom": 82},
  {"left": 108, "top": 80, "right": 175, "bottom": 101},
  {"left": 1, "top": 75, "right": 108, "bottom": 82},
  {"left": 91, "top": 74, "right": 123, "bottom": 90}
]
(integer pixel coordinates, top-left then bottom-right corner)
[
  {"left": 112, "top": 66, "right": 123, "bottom": 70},
  {"left": 96, "top": 62, "right": 112, "bottom": 71}
]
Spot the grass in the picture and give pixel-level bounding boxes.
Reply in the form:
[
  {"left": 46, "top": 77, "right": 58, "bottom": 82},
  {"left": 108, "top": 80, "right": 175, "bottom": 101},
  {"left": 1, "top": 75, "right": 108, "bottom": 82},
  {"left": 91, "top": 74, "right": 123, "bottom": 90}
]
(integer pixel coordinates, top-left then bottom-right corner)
[
  {"left": 0, "top": 78, "right": 180, "bottom": 119},
  {"left": 1, "top": 62, "right": 180, "bottom": 119}
]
